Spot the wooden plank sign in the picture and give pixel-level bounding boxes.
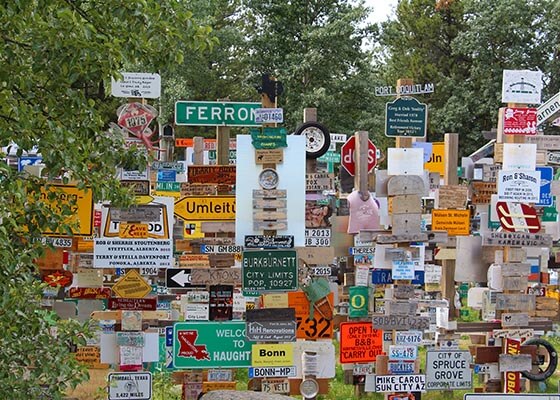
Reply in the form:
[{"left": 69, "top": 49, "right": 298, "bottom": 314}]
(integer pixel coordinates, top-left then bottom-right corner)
[
  {"left": 501, "top": 313, "right": 529, "bottom": 328},
  {"left": 387, "top": 175, "right": 425, "bottom": 196},
  {"left": 180, "top": 183, "right": 217, "bottom": 196},
  {"left": 500, "top": 263, "right": 531, "bottom": 277},
  {"left": 372, "top": 314, "right": 430, "bottom": 331},
  {"left": 482, "top": 232, "right": 552, "bottom": 247},
  {"left": 392, "top": 195, "right": 422, "bottom": 214},
  {"left": 438, "top": 185, "right": 468, "bottom": 209},
  {"left": 471, "top": 182, "right": 497, "bottom": 204},
  {"left": 498, "top": 354, "right": 532, "bottom": 372},
  {"left": 306, "top": 173, "right": 334, "bottom": 191},
  {"left": 495, "top": 294, "right": 536, "bottom": 311},
  {"left": 188, "top": 165, "right": 236, "bottom": 185},
  {"left": 190, "top": 268, "right": 241, "bottom": 285}
]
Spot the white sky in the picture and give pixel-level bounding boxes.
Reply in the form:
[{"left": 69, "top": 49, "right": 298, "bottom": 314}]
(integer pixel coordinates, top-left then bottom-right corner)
[{"left": 363, "top": 0, "right": 398, "bottom": 24}]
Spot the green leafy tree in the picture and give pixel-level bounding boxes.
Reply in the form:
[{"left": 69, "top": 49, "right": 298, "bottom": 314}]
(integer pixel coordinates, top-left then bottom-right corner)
[
  {"left": 0, "top": 1, "right": 212, "bottom": 398},
  {"left": 239, "top": 0, "right": 381, "bottom": 138}
]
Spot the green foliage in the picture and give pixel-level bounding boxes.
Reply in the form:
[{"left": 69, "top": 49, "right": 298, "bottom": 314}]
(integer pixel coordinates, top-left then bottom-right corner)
[{"left": 0, "top": 1, "right": 212, "bottom": 398}]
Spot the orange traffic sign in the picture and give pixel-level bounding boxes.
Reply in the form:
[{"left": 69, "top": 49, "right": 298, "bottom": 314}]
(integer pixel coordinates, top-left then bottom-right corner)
[
  {"left": 112, "top": 269, "right": 152, "bottom": 298},
  {"left": 339, "top": 322, "right": 383, "bottom": 364}
]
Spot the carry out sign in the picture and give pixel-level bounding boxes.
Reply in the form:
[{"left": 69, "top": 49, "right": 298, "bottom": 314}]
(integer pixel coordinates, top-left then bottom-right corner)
[{"left": 339, "top": 322, "right": 384, "bottom": 364}]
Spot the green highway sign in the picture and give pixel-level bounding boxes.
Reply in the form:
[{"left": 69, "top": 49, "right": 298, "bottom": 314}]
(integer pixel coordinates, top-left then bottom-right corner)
[
  {"left": 242, "top": 250, "right": 298, "bottom": 292},
  {"left": 173, "top": 322, "right": 251, "bottom": 369},
  {"left": 175, "top": 101, "right": 261, "bottom": 126},
  {"left": 208, "top": 149, "right": 236, "bottom": 161},
  {"left": 385, "top": 97, "right": 428, "bottom": 138},
  {"left": 250, "top": 127, "right": 288, "bottom": 149}
]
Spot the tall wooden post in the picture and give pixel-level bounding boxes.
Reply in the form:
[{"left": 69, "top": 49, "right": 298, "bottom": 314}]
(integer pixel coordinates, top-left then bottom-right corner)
[
  {"left": 354, "top": 131, "right": 370, "bottom": 201},
  {"left": 216, "top": 98, "right": 231, "bottom": 166},
  {"left": 304, "top": 108, "right": 318, "bottom": 174},
  {"left": 441, "top": 133, "right": 459, "bottom": 317},
  {"left": 395, "top": 78, "right": 414, "bottom": 149}
]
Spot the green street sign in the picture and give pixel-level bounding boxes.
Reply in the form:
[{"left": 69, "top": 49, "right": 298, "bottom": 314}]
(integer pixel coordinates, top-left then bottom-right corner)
[
  {"left": 250, "top": 127, "right": 288, "bottom": 149},
  {"left": 385, "top": 97, "right": 428, "bottom": 137},
  {"left": 318, "top": 151, "right": 341, "bottom": 163},
  {"left": 173, "top": 322, "right": 251, "bottom": 369},
  {"left": 242, "top": 250, "right": 298, "bottom": 292},
  {"left": 543, "top": 198, "right": 558, "bottom": 222},
  {"left": 155, "top": 181, "right": 180, "bottom": 192},
  {"left": 175, "top": 101, "right": 261, "bottom": 126}
]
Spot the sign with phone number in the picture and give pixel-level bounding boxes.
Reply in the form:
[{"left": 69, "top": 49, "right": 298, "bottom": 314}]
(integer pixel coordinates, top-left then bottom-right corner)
[{"left": 288, "top": 291, "right": 333, "bottom": 340}]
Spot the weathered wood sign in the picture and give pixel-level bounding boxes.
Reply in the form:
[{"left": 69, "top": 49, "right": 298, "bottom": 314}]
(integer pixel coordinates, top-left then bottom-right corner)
[
  {"left": 498, "top": 354, "right": 532, "bottom": 372},
  {"left": 188, "top": 165, "right": 236, "bottom": 185},
  {"left": 495, "top": 294, "right": 536, "bottom": 311},
  {"left": 109, "top": 205, "right": 162, "bottom": 222},
  {"left": 501, "top": 313, "right": 529, "bottom": 328},
  {"left": 482, "top": 232, "right": 552, "bottom": 247},
  {"left": 255, "top": 149, "right": 283, "bottom": 165},
  {"left": 387, "top": 175, "right": 425, "bottom": 196},
  {"left": 438, "top": 185, "right": 468, "bottom": 209},
  {"left": 306, "top": 173, "right": 334, "bottom": 191},
  {"left": 190, "top": 268, "right": 242, "bottom": 285},
  {"left": 372, "top": 315, "right": 430, "bottom": 330}
]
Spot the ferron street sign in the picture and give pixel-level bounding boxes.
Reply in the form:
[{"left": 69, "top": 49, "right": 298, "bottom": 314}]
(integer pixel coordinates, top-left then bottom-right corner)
[
  {"left": 385, "top": 97, "right": 428, "bottom": 138},
  {"left": 175, "top": 101, "right": 261, "bottom": 126}
]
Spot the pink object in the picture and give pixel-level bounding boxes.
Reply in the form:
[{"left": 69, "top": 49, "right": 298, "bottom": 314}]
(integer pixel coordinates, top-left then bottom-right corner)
[{"left": 346, "top": 190, "right": 380, "bottom": 234}]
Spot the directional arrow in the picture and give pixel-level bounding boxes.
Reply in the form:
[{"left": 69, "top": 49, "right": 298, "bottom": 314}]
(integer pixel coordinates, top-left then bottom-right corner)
[
  {"left": 165, "top": 268, "right": 205, "bottom": 289},
  {"left": 171, "top": 270, "right": 190, "bottom": 287}
]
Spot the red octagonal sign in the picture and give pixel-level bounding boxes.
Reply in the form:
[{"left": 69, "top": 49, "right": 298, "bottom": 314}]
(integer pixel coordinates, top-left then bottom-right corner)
[{"left": 340, "top": 136, "right": 377, "bottom": 176}]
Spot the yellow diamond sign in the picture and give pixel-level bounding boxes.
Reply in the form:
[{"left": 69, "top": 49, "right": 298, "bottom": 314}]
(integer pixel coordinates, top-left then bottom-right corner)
[{"left": 112, "top": 269, "right": 152, "bottom": 298}]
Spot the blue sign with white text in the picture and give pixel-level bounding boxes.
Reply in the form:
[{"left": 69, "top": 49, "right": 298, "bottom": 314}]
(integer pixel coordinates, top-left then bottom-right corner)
[
  {"left": 372, "top": 269, "right": 425, "bottom": 285},
  {"left": 537, "top": 166, "right": 553, "bottom": 206}
]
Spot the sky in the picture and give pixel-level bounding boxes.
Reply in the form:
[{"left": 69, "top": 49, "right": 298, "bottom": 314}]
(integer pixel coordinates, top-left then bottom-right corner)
[{"left": 364, "top": 0, "right": 398, "bottom": 24}]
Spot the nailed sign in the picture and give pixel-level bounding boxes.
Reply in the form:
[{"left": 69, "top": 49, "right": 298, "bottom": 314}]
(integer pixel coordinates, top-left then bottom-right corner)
[
  {"left": 112, "top": 269, "right": 152, "bottom": 298},
  {"left": 372, "top": 315, "right": 430, "bottom": 331},
  {"left": 339, "top": 322, "right": 383, "bottom": 364},
  {"left": 173, "top": 322, "right": 251, "bottom": 368},
  {"left": 107, "top": 372, "right": 152, "bottom": 400},
  {"left": 425, "top": 350, "right": 472, "bottom": 391},
  {"left": 174, "top": 196, "right": 235, "bottom": 221},
  {"left": 369, "top": 374, "right": 426, "bottom": 393},
  {"left": 245, "top": 308, "right": 296, "bottom": 342},
  {"left": 242, "top": 250, "right": 298, "bottom": 292},
  {"left": 498, "top": 171, "right": 540, "bottom": 203},
  {"left": 385, "top": 97, "right": 428, "bottom": 138},
  {"left": 244, "top": 235, "right": 294, "bottom": 249},
  {"left": 482, "top": 232, "right": 552, "bottom": 247},
  {"left": 188, "top": 166, "right": 236, "bottom": 185}
]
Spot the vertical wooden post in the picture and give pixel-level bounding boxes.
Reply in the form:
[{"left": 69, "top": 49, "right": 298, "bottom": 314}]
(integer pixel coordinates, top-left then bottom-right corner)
[
  {"left": 304, "top": 108, "right": 318, "bottom": 174},
  {"left": 441, "top": 133, "right": 459, "bottom": 317},
  {"left": 216, "top": 98, "right": 231, "bottom": 166},
  {"left": 193, "top": 137, "right": 204, "bottom": 165},
  {"left": 395, "top": 78, "right": 414, "bottom": 149},
  {"left": 354, "top": 131, "right": 370, "bottom": 200}
]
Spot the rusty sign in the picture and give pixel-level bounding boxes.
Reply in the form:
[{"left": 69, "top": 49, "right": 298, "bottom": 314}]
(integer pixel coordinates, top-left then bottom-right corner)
[{"left": 188, "top": 165, "right": 236, "bottom": 185}]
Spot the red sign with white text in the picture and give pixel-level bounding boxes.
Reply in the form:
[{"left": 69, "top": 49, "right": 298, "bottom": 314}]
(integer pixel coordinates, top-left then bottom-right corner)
[{"left": 503, "top": 107, "right": 537, "bottom": 135}]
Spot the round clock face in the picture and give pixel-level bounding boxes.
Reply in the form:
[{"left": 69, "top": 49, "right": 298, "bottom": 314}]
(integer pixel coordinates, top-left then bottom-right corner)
[
  {"left": 299, "top": 378, "right": 319, "bottom": 398},
  {"left": 258, "top": 168, "right": 279, "bottom": 190},
  {"left": 294, "top": 122, "right": 331, "bottom": 159}
]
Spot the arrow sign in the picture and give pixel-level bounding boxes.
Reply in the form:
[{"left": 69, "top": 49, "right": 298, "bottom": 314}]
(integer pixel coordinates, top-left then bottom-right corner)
[{"left": 165, "top": 268, "right": 204, "bottom": 289}]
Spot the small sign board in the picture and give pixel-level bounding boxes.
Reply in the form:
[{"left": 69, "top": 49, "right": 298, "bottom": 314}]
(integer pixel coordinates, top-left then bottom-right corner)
[
  {"left": 425, "top": 350, "right": 472, "bottom": 391},
  {"left": 372, "top": 315, "right": 430, "bottom": 331},
  {"left": 498, "top": 170, "right": 541, "bottom": 203},
  {"left": 251, "top": 343, "right": 293, "bottom": 367},
  {"left": 108, "top": 298, "right": 157, "bottom": 311},
  {"left": 174, "top": 196, "right": 235, "bottom": 221},
  {"left": 188, "top": 165, "right": 236, "bottom": 185},
  {"left": 255, "top": 108, "right": 283, "bottom": 124},
  {"left": 395, "top": 331, "right": 423, "bottom": 346},
  {"left": 306, "top": 173, "right": 333, "bottom": 191},
  {"left": 242, "top": 250, "right": 298, "bottom": 292},
  {"left": 431, "top": 210, "right": 470, "bottom": 236},
  {"left": 339, "top": 322, "right": 384, "bottom": 364},
  {"left": 244, "top": 235, "right": 294, "bottom": 249},
  {"left": 190, "top": 268, "right": 241, "bottom": 286},
  {"left": 389, "top": 345, "right": 418, "bottom": 361},
  {"left": 503, "top": 107, "right": 538, "bottom": 135},
  {"left": 255, "top": 149, "right": 284, "bottom": 164},
  {"left": 111, "top": 72, "right": 161, "bottom": 98},
  {"left": 385, "top": 97, "right": 428, "bottom": 137},
  {"left": 248, "top": 366, "right": 297, "bottom": 378},
  {"left": 388, "top": 361, "right": 415, "bottom": 375},
  {"left": 502, "top": 69, "right": 542, "bottom": 104},
  {"left": 107, "top": 372, "right": 152, "bottom": 400},
  {"left": 166, "top": 268, "right": 205, "bottom": 289},
  {"left": 245, "top": 308, "right": 296, "bottom": 342},
  {"left": 368, "top": 374, "right": 426, "bottom": 393},
  {"left": 112, "top": 269, "right": 152, "bottom": 298},
  {"left": 305, "top": 228, "right": 331, "bottom": 247},
  {"left": 250, "top": 127, "right": 288, "bottom": 149},
  {"left": 175, "top": 101, "right": 260, "bottom": 126},
  {"left": 482, "top": 232, "right": 552, "bottom": 247},
  {"left": 109, "top": 205, "right": 161, "bottom": 222}
]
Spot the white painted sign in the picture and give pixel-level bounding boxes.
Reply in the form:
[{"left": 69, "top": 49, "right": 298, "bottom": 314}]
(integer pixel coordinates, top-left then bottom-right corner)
[
  {"left": 424, "top": 264, "right": 442, "bottom": 284},
  {"left": 387, "top": 148, "right": 424, "bottom": 176},
  {"left": 111, "top": 72, "right": 161, "bottom": 99},
  {"left": 94, "top": 196, "right": 174, "bottom": 268},
  {"left": 108, "top": 372, "right": 152, "bottom": 400},
  {"left": 498, "top": 170, "right": 540, "bottom": 203},
  {"left": 330, "top": 133, "right": 348, "bottom": 143},
  {"left": 502, "top": 143, "right": 537, "bottom": 170},
  {"left": 389, "top": 345, "right": 417, "bottom": 361},
  {"left": 235, "top": 135, "right": 306, "bottom": 246},
  {"left": 392, "top": 260, "right": 416, "bottom": 280},
  {"left": 366, "top": 374, "right": 426, "bottom": 393},
  {"left": 184, "top": 303, "right": 209, "bottom": 321},
  {"left": 502, "top": 70, "right": 543, "bottom": 104},
  {"left": 425, "top": 350, "right": 472, "bottom": 391}
]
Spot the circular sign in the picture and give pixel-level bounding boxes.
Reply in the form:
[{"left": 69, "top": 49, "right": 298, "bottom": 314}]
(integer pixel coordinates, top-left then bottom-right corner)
[
  {"left": 299, "top": 378, "right": 319, "bottom": 398},
  {"left": 258, "top": 168, "right": 279, "bottom": 190},
  {"left": 294, "top": 122, "right": 331, "bottom": 159}
]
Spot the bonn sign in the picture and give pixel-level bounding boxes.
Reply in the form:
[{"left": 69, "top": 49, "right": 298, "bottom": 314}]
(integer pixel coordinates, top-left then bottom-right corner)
[{"left": 175, "top": 101, "right": 261, "bottom": 126}]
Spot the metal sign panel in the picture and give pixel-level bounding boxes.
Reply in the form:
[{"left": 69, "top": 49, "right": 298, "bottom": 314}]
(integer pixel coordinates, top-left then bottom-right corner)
[
  {"left": 244, "top": 235, "right": 294, "bottom": 249},
  {"left": 537, "top": 91, "right": 560, "bottom": 125},
  {"left": 174, "top": 196, "right": 235, "bottom": 221},
  {"left": 242, "top": 250, "right": 298, "bottom": 292},
  {"left": 425, "top": 350, "right": 472, "bottom": 391},
  {"left": 107, "top": 372, "right": 152, "bottom": 400},
  {"left": 498, "top": 170, "right": 540, "bottom": 203},
  {"left": 245, "top": 308, "right": 296, "bottom": 342},
  {"left": 339, "top": 322, "right": 384, "bottom": 364},
  {"left": 368, "top": 374, "right": 426, "bottom": 393},
  {"left": 385, "top": 97, "right": 428, "bottom": 138},
  {"left": 109, "top": 205, "right": 162, "bottom": 222},
  {"left": 165, "top": 268, "right": 205, "bottom": 289},
  {"left": 173, "top": 321, "right": 251, "bottom": 369},
  {"left": 111, "top": 269, "right": 152, "bottom": 298},
  {"left": 372, "top": 315, "right": 430, "bottom": 331},
  {"left": 249, "top": 366, "right": 297, "bottom": 378},
  {"left": 175, "top": 101, "right": 260, "bottom": 126},
  {"left": 482, "top": 232, "right": 552, "bottom": 247}
]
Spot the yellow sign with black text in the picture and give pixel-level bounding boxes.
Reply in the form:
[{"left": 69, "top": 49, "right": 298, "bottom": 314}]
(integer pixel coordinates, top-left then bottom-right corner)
[
  {"left": 424, "top": 142, "right": 445, "bottom": 175},
  {"left": 112, "top": 269, "right": 152, "bottom": 298},
  {"left": 174, "top": 196, "right": 235, "bottom": 221},
  {"left": 251, "top": 344, "right": 293, "bottom": 367},
  {"left": 31, "top": 185, "right": 94, "bottom": 236},
  {"left": 432, "top": 209, "right": 470, "bottom": 236}
]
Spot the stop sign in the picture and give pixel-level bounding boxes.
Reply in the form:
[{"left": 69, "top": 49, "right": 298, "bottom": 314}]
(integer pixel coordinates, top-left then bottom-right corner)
[{"left": 340, "top": 136, "right": 377, "bottom": 176}]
